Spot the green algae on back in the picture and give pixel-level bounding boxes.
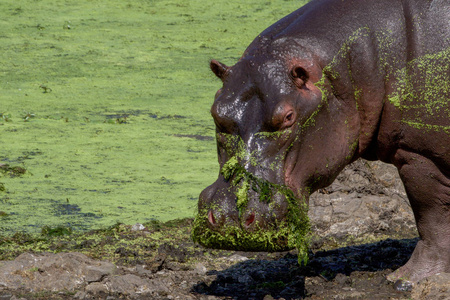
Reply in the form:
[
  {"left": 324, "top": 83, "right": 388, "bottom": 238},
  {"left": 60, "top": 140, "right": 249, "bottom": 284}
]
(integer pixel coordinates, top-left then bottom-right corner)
[{"left": 388, "top": 47, "right": 450, "bottom": 132}]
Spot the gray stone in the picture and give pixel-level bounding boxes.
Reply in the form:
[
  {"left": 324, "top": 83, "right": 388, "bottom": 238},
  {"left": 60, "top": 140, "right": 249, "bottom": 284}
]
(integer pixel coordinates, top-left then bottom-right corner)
[
  {"left": 105, "top": 274, "right": 172, "bottom": 297},
  {"left": 73, "top": 291, "right": 87, "bottom": 299},
  {"left": 0, "top": 252, "right": 116, "bottom": 292},
  {"left": 85, "top": 282, "right": 108, "bottom": 294},
  {"left": 226, "top": 254, "right": 249, "bottom": 262},
  {"left": 309, "top": 160, "right": 416, "bottom": 239},
  {"left": 131, "top": 223, "right": 145, "bottom": 231},
  {"left": 194, "top": 263, "right": 207, "bottom": 275}
]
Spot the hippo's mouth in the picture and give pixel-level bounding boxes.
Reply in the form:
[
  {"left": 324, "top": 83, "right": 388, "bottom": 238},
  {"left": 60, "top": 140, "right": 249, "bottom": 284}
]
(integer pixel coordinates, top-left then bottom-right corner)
[
  {"left": 192, "top": 156, "right": 311, "bottom": 263},
  {"left": 192, "top": 210, "right": 296, "bottom": 252}
]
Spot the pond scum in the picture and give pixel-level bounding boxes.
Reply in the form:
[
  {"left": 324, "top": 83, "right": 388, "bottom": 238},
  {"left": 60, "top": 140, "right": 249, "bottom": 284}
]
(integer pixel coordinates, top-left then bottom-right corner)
[{"left": 0, "top": 0, "right": 305, "bottom": 235}]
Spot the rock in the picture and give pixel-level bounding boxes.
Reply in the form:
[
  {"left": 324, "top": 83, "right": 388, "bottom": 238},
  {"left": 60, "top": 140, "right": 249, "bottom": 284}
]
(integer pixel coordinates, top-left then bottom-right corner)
[
  {"left": 131, "top": 223, "right": 145, "bottom": 231},
  {"left": 0, "top": 252, "right": 116, "bottom": 292},
  {"left": 85, "top": 282, "right": 108, "bottom": 294},
  {"left": 225, "top": 254, "right": 249, "bottom": 262},
  {"left": 411, "top": 273, "right": 450, "bottom": 300},
  {"left": 104, "top": 274, "right": 171, "bottom": 297},
  {"left": 194, "top": 263, "right": 207, "bottom": 275},
  {"left": 309, "top": 160, "right": 416, "bottom": 239},
  {"left": 135, "top": 264, "right": 153, "bottom": 277},
  {"left": 105, "top": 274, "right": 151, "bottom": 294},
  {"left": 394, "top": 279, "right": 413, "bottom": 292},
  {"left": 74, "top": 291, "right": 87, "bottom": 299}
]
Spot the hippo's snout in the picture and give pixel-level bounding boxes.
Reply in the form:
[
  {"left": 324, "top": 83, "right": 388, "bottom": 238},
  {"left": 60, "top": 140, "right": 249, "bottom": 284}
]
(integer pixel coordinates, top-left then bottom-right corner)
[
  {"left": 205, "top": 209, "right": 256, "bottom": 228},
  {"left": 192, "top": 176, "right": 303, "bottom": 252},
  {"left": 198, "top": 181, "right": 240, "bottom": 229}
]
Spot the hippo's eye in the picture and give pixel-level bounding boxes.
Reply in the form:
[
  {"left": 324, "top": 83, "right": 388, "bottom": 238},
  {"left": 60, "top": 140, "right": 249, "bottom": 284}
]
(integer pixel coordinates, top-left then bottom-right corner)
[
  {"left": 272, "top": 103, "right": 296, "bottom": 130},
  {"left": 285, "top": 111, "right": 294, "bottom": 122},
  {"left": 290, "top": 66, "right": 308, "bottom": 88},
  {"left": 283, "top": 111, "right": 296, "bottom": 128}
]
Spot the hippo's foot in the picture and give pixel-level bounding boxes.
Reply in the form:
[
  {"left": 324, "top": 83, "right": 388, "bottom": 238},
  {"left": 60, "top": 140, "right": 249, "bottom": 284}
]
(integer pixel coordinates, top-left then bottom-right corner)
[{"left": 387, "top": 240, "right": 450, "bottom": 284}]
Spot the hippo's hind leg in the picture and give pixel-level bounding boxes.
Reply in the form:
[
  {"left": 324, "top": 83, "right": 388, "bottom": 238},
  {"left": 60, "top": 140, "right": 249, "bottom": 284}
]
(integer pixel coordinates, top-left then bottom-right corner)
[{"left": 387, "top": 150, "right": 450, "bottom": 283}]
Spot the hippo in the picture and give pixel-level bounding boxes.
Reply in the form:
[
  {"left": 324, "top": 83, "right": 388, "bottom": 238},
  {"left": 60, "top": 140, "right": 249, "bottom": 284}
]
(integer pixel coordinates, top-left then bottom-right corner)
[{"left": 192, "top": 0, "right": 450, "bottom": 283}]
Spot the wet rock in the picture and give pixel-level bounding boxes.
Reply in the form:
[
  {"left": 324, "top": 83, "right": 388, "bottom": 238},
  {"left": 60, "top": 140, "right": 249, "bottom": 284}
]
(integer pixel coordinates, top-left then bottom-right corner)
[
  {"left": 394, "top": 279, "right": 413, "bottom": 292},
  {"left": 85, "top": 282, "right": 108, "bottom": 294},
  {"left": 194, "top": 263, "right": 207, "bottom": 275},
  {"left": 411, "top": 273, "right": 450, "bottom": 300},
  {"left": 135, "top": 264, "right": 153, "bottom": 277},
  {"left": 131, "top": 223, "right": 145, "bottom": 231},
  {"left": 0, "top": 252, "right": 116, "bottom": 292},
  {"left": 106, "top": 274, "right": 151, "bottom": 294},
  {"left": 225, "top": 254, "right": 249, "bottom": 262},
  {"left": 74, "top": 291, "right": 87, "bottom": 299},
  {"left": 309, "top": 160, "right": 416, "bottom": 239}
]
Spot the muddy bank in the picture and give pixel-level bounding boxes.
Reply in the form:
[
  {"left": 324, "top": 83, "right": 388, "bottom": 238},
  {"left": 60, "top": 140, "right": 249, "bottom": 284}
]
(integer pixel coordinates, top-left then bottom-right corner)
[
  {"left": 1, "top": 160, "right": 449, "bottom": 299},
  {"left": 0, "top": 240, "right": 416, "bottom": 300}
]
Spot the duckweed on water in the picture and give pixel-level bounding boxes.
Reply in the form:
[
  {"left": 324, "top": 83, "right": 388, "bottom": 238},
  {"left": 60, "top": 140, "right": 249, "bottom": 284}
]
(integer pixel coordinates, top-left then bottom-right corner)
[{"left": 0, "top": 0, "right": 304, "bottom": 234}]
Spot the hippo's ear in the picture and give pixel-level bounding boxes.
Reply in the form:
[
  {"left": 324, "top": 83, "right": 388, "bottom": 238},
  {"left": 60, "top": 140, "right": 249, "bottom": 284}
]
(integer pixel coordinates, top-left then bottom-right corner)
[
  {"left": 290, "top": 66, "right": 309, "bottom": 88},
  {"left": 210, "top": 60, "right": 229, "bottom": 81}
]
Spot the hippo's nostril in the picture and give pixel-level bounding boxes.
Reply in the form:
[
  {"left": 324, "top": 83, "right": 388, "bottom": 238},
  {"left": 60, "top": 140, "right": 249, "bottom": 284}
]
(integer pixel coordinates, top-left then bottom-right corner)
[
  {"left": 208, "top": 210, "right": 216, "bottom": 226},
  {"left": 245, "top": 212, "right": 255, "bottom": 227}
]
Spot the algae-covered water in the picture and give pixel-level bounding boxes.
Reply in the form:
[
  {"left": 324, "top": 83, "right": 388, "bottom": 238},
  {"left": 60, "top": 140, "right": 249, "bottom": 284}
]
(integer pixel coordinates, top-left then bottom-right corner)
[{"left": 0, "top": 0, "right": 306, "bottom": 234}]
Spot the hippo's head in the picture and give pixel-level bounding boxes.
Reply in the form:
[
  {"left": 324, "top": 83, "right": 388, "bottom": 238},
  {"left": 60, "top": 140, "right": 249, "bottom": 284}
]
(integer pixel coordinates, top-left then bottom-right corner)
[{"left": 192, "top": 39, "right": 361, "bottom": 261}]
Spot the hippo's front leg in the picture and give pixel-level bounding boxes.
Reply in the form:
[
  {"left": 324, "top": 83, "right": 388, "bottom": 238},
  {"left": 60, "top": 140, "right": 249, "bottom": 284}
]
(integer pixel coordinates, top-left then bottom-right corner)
[{"left": 388, "top": 150, "right": 450, "bottom": 283}]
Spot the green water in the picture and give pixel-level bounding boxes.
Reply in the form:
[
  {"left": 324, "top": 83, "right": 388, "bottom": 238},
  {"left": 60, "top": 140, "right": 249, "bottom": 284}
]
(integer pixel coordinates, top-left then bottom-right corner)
[{"left": 0, "top": 0, "right": 305, "bottom": 234}]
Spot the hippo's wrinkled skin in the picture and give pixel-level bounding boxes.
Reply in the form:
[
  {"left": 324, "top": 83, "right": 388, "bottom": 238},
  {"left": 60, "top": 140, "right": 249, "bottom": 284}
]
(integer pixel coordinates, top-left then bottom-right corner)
[{"left": 193, "top": 0, "right": 450, "bottom": 283}]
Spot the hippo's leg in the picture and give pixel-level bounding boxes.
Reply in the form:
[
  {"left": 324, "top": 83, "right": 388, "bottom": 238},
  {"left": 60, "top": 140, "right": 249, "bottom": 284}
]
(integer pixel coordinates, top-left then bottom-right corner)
[{"left": 388, "top": 151, "right": 450, "bottom": 283}]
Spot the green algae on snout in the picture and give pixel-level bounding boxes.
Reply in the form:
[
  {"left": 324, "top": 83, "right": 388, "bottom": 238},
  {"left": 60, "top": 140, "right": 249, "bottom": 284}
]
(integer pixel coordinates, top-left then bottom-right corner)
[
  {"left": 236, "top": 180, "right": 250, "bottom": 211},
  {"left": 192, "top": 192, "right": 310, "bottom": 264},
  {"left": 221, "top": 155, "right": 283, "bottom": 205},
  {"left": 192, "top": 208, "right": 296, "bottom": 252},
  {"left": 195, "top": 155, "right": 311, "bottom": 264},
  {"left": 222, "top": 156, "right": 251, "bottom": 211}
]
